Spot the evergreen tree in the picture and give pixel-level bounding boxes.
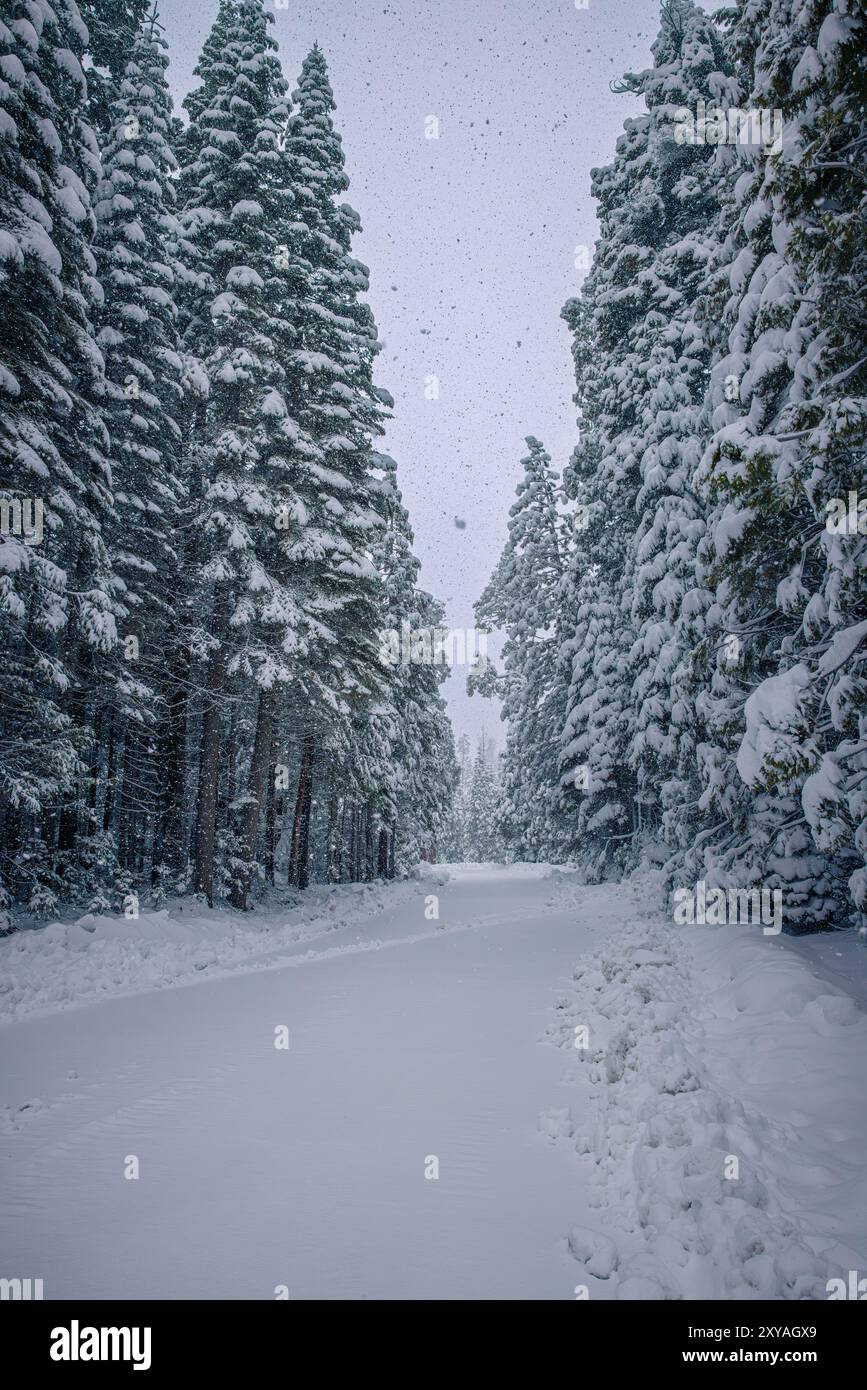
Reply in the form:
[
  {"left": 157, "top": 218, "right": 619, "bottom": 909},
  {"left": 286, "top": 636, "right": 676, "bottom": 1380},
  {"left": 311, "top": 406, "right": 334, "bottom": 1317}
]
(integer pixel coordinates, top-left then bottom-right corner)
[
  {"left": 92, "top": 10, "right": 187, "bottom": 877},
  {"left": 559, "top": 0, "right": 731, "bottom": 878},
  {"left": 0, "top": 0, "right": 117, "bottom": 914},
  {"left": 688, "top": 0, "right": 865, "bottom": 929},
  {"left": 464, "top": 733, "right": 504, "bottom": 862},
  {"left": 177, "top": 0, "right": 309, "bottom": 904},
  {"left": 274, "top": 45, "right": 402, "bottom": 894},
  {"left": 474, "top": 437, "right": 571, "bottom": 860},
  {"left": 78, "top": 0, "right": 151, "bottom": 137},
  {"left": 441, "top": 732, "right": 472, "bottom": 860}
]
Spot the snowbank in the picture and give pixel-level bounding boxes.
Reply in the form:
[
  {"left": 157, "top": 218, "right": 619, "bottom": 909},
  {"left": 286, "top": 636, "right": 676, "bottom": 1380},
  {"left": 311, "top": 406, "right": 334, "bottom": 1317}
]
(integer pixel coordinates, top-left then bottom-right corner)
[
  {"left": 544, "top": 877, "right": 867, "bottom": 1299},
  {"left": 0, "top": 880, "right": 423, "bottom": 1024}
]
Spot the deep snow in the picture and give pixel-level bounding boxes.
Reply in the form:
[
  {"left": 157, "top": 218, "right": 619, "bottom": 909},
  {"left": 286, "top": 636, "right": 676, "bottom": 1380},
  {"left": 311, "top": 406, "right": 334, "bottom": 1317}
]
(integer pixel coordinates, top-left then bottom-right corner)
[{"left": 0, "top": 864, "right": 864, "bottom": 1300}]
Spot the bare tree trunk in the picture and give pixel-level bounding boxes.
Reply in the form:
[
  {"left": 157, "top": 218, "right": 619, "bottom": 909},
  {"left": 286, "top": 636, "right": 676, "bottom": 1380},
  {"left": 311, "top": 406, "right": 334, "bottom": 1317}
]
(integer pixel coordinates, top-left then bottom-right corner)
[
  {"left": 229, "top": 688, "right": 274, "bottom": 910},
  {"left": 326, "top": 794, "right": 339, "bottom": 882},
  {"left": 364, "top": 796, "right": 375, "bottom": 881},
  {"left": 377, "top": 825, "right": 389, "bottom": 879},
  {"left": 336, "top": 801, "right": 347, "bottom": 882},
  {"left": 288, "top": 731, "right": 315, "bottom": 889},
  {"left": 154, "top": 641, "right": 191, "bottom": 877},
  {"left": 102, "top": 708, "right": 118, "bottom": 834},
  {"left": 264, "top": 766, "right": 277, "bottom": 885},
  {"left": 347, "top": 805, "right": 357, "bottom": 883},
  {"left": 193, "top": 588, "right": 229, "bottom": 906}
]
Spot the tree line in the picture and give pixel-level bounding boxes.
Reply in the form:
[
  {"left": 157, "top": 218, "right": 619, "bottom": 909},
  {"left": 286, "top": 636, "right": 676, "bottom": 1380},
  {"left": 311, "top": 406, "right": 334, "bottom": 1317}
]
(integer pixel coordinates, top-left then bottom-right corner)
[
  {"left": 476, "top": 0, "right": 866, "bottom": 933},
  {"left": 0, "top": 0, "right": 456, "bottom": 922}
]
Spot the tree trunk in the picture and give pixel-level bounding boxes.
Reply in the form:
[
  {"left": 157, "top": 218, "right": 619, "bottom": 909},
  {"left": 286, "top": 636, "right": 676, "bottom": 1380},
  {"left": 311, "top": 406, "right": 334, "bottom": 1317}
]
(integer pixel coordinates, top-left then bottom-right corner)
[
  {"left": 326, "top": 794, "right": 339, "bottom": 882},
  {"left": 364, "top": 796, "right": 375, "bottom": 881},
  {"left": 102, "top": 708, "right": 118, "bottom": 834},
  {"left": 346, "top": 806, "right": 356, "bottom": 883},
  {"left": 193, "top": 588, "right": 229, "bottom": 906},
  {"left": 229, "top": 688, "right": 274, "bottom": 910},
  {"left": 264, "top": 767, "right": 277, "bottom": 885},
  {"left": 288, "top": 731, "right": 315, "bottom": 890},
  {"left": 154, "top": 640, "right": 191, "bottom": 877},
  {"left": 377, "top": 825, "right": 389, "bottom": 879}
]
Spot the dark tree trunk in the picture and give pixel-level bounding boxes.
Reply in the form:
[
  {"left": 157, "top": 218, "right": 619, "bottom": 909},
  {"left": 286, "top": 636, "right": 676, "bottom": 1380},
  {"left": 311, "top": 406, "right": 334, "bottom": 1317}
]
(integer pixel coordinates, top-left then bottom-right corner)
[
  {"left": 327, "top": 794, "right": 339, "bottom": 883},
  {"left": 377, "top": 825, "right": 389, "bottom": 879},
  {"left": 288, "top": 731, "right": 315, "bottom": 890},
  {"left": 336, "top": 801, "right": 347, "bottom": 882},
  {"left": 193, "top": 588, "right": 229, "bottom": 906},
  {"left": 347, "top": 806, "right": 356, "bottom": 882},
  {"left": 264, "top": 766, "right": 277, "bottom": 885},
  {"left": 102, "top": 708, "right": 118, "bottom": 834},
  {"left": 154, "top": 640, "right": 191, "bottom": 876},
  {"left": 229, "top": 688, "right": 274, "bottom": 910},
  {"left": 364, "top": 796, "right": 375, "bottom": 881}
]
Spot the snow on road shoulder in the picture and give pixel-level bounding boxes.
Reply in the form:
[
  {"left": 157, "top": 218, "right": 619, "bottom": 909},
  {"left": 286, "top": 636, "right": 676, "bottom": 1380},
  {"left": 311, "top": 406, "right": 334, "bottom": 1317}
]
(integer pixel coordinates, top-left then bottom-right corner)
[
  {"left": 544, "top": 877, "right": 867, "bottom": 1300},
  {"left": 0, "top": 874, "right": 444, "bottom": 1025}
]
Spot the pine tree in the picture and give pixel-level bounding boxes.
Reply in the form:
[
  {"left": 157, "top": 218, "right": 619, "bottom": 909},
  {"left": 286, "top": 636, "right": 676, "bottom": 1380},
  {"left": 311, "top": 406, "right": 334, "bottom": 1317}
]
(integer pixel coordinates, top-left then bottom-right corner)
[
  {"left": 441, "top": 733, "right": 472, "bottom": 860},
  {"left": 0, "top": 0, "right": 117, "bottom": 914},
  {"left": 474, "top": 437, "right": 571, "bottom": 860},
  {"left": 177, "top": 0, "right": 309, "bottom": 905},
  {"left": 617, "top": 0, "right": 733, "bottom": 861},
  {"left": 464, "top": 733, "right": 504, "bottom": 862},
  {"left": 92, "top": 10, "right": 187, "bottom": 879},
  {"left": 274, "top": 45, "right": 401, "bottom": 893},
  {"left": 378, "top": 493, "right": 456, "bottom": 869},
  {"left": 78, "top": 0, "right": 151, "bottom": 137},
  {"left": 279, "top": 45, "right": 395, "bottom": 750},
  {"left": 559, "top": 0, "right": 732, "bottom": 878},
  {"left": 688, "top": 0, "right": 864, "bottom": 929}
]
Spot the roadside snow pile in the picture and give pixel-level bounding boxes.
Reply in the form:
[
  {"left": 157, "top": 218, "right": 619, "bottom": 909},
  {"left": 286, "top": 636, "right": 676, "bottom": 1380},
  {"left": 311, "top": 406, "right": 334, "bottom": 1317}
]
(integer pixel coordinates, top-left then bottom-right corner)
[
  {"left": 545, "top": 888, "right": 867, "bottom": 1300},
  {"left": 0, "top": 879, "right": 422, "bottom": 1024}
]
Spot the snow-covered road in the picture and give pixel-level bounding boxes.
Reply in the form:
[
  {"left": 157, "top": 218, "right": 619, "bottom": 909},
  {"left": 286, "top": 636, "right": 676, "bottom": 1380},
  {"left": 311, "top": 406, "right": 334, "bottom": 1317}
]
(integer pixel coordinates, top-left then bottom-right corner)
[
  {"left": 1, "top": 864, "right": 865, "bottom": 1301},
  {"left": 0, "top": 865, "right": 606, "bottom": 1299}
]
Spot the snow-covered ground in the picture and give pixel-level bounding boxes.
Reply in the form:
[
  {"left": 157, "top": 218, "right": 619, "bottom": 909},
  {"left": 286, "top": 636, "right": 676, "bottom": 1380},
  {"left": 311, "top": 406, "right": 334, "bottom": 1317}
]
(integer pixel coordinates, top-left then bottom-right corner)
[{"left": 1, "top": 865, "right": 865, "bottom": 1300}]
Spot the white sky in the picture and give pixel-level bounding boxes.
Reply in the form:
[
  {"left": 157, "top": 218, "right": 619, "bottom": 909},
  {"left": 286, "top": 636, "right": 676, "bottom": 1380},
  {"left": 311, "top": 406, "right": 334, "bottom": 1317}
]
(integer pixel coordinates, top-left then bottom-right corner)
[{"left": 157, "top": 0, "right": 716, "bottom": 745}]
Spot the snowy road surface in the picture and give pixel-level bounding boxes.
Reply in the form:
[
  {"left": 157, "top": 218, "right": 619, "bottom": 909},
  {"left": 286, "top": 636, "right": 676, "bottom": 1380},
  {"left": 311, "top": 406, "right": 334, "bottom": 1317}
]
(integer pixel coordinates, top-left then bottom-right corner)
[
  {"left": 1, "top": 864, "right": 865, "bottom": 1300},
  {"left": 1, "top": 866, "right": 603, "bottom": 1299}
]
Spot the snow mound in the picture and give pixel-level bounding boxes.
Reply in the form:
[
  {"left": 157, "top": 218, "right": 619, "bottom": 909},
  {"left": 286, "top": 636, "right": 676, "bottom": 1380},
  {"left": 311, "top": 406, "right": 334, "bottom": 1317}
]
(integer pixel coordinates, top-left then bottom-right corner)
[
  {"left": 547, "top": 891, "right": 867, "bottom": 1300},
  {"left": 0, "top": 881, "right": 420, "bottom": 1023}
]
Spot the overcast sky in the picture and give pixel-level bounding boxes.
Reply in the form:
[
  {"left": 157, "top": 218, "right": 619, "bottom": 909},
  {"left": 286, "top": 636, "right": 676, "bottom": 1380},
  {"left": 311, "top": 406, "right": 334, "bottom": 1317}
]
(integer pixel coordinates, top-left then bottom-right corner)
[{"left": 158, "top": 0, "right": 691, "bottom": 750}]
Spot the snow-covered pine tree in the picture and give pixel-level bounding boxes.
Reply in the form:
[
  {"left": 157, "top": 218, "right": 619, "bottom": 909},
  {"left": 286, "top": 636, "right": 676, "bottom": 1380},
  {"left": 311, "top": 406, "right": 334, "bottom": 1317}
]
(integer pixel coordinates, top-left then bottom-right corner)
[
  {"left": 92, "top": 10, "right": 187, "bottom": 879},
  {"left": 464, "top": 733, "right": 504, "bottom": 863},
  {"left": 0, "top": 0, "right": 117, "bottom": 915},
  {"left": 779, "top": 0, "right": 867, "bottom": 934},
  {"left": 688, "top": 0, "right": 864, "bottom": 929},
  {"left": 559, "top": 0, "right": 733, "bottom": 880},
  {"left": 177, "top": 0, "right": 310, "bottom": 906},
  {"left": 78, "top": 0, "right": 150, "bottom": 137},
  {"left": 441, "top": 732, "right": 472, "bottom": 860},
  {"left": 558, "top": 171, "right": 645, "bottom": 875},
  {"left": 273, "top": 45, "right": 398, "bottom": 892},
  {"left": 616, "top": 1, "right": 733, "bottom": 867},
  {"left": 474, "top": 437, "right": 571, "bottom": 861},
  {"left": 377, "top": 490, "right": 456, "bottom": 871}
]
